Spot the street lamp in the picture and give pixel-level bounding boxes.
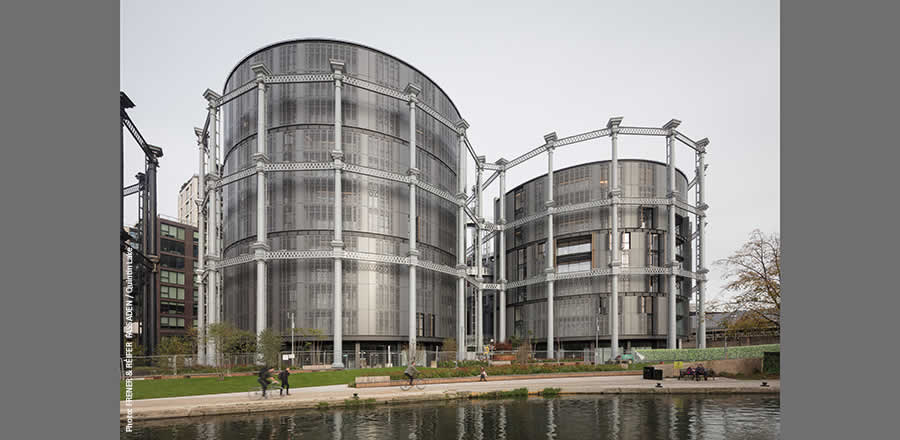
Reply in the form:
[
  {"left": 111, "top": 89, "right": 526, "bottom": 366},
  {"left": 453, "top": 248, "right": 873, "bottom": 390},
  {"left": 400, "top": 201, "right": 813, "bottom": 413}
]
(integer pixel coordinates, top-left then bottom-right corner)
[{"left": 290, "top": 312, "right": 295, "bottom": 367}]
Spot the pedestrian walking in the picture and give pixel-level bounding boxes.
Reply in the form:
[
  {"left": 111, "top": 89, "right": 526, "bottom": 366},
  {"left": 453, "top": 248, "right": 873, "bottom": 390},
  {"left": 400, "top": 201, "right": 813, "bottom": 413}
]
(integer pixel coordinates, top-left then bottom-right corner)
[
  {"left": 278, "top": 368, "right": 292, "bottom": 396},
  {"left": 479, "top": 366, "right": 488, "bottom": 382}
]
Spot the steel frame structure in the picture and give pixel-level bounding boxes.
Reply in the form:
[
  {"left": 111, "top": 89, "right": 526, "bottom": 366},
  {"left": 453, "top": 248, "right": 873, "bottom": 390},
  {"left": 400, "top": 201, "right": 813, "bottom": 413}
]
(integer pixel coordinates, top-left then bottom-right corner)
[
  {"left": 195, "top": 62, "right": 709, "bottom": 364},
  {"left": 121, "top": 92, "right": 164, "bottom": 357}
]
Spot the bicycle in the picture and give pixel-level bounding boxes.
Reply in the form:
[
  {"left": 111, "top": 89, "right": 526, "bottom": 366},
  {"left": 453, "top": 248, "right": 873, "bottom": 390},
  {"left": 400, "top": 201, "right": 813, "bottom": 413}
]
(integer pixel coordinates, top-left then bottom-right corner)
[{"left": 400, "top": 375, "right": 425, "bottom": 391}]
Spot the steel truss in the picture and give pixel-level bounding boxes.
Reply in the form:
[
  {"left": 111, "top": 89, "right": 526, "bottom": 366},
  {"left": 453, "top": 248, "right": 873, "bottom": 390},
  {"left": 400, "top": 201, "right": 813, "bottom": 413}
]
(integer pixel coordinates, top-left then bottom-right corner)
[{"left": 195, "top": 60, "right": 710, "bottom": 365}]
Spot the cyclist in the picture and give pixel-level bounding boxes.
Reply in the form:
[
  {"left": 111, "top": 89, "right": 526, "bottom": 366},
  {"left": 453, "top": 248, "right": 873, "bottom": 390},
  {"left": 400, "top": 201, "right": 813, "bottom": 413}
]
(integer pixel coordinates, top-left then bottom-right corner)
[
  {"left": 404, "top": 360, "right": 419, "bottom": 386},
  {"left": 257, "top": 366, "right": 279, "bottom": 398}
]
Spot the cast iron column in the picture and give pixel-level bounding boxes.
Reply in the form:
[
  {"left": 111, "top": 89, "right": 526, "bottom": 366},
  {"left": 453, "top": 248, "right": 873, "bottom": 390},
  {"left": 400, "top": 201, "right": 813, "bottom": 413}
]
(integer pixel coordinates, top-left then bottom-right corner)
[
  {"left": 696, "top": 138, "right": 710, "bottom": 348},
  {"left": 544, "top": 132, "right": 557, "bottom": 359},
  {"left": 203, "top": 89, "right": 221, "bottom": 364},
  {"left": 250, "top": 64, "right": 271, "bottom": 351},
  {"left": 475, "top": 156, "right": 484, "bottom": 352},
  {"left": 497, "top": 160, "right": 509, "bottom": 342},
  {"left": 664, "top": 119, "right": 680, "bottom": 349},
  {"left": 455, "top": 120, "right": 469, "bottom": 361},
  {"left": 194, "top": 127, "right": 206, "bottom": 365},
  {"left": 331, "top": 60, "right": 346, "bottom": 368},
  {"left": 405, "top": 83, "right": 422, "bottom": 360},
  {"left": 608, "top": 117, "right": 622, "bottom": 360}
]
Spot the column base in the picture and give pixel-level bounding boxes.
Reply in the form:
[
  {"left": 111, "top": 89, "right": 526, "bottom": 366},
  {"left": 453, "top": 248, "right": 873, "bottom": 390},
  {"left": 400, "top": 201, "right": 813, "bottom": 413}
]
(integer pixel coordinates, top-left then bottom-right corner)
[{"left": 331, "top": 362, "right": 345, "bottom": 369}]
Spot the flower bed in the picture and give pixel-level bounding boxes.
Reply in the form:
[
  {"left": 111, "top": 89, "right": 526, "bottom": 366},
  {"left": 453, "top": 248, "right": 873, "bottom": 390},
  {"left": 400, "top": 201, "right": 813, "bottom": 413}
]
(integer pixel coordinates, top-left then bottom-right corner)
[{"left": 386, "top": 362, "right": 647, "bottom": 381}]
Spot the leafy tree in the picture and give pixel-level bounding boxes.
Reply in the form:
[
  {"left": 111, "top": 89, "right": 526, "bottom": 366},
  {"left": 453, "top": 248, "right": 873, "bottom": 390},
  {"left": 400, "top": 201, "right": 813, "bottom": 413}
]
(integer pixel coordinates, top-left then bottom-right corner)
[
  {"left": 442, "top": 337, "right": 457, "bottom": 354},
  {"left": 715, "top": 229, "right": 781, "bottom": 331},
  {"left": 257, "top": 327, "right": 283, "bottom": 367}
]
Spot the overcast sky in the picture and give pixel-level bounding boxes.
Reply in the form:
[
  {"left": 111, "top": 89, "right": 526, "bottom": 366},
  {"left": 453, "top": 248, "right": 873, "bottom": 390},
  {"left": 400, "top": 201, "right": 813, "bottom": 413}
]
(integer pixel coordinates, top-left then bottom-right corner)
[{"left": 121, "top": 0, "right": 779, "bottom": 303}]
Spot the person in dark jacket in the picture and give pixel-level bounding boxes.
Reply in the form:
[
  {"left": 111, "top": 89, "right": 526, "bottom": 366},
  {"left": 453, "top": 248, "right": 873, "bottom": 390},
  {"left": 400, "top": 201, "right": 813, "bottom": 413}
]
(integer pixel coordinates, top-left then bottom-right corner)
[
  {"left": 258, "top": 366, "right": 278, "bottom": 398},
  {"left": 404, "top": 360, "right": 419, "bottom": 386},
  {"left": 278, "top": 368, "right": 291, "bottom": 396}
]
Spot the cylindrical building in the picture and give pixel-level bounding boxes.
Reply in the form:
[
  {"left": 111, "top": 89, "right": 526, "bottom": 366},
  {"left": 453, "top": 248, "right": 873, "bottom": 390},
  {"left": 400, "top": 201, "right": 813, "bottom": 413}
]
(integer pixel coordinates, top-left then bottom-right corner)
[
  {"left": 498, "top": 159, "right": 693, "bottom": 351},
  {"left": 219, "top": 39, "right": 460, "bottom": 354}
]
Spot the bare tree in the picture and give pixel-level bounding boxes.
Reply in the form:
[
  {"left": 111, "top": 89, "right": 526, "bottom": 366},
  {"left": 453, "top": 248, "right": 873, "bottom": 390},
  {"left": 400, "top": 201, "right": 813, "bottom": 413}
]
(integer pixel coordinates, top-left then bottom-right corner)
[{"left": 715, "top": 229, "right": 781, "bottom": 330}]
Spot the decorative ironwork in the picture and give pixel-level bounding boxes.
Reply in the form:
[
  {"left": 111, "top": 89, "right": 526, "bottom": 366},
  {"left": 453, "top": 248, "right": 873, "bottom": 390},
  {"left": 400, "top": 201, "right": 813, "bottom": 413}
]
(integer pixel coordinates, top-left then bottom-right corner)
[
  {"left": 218, "top": 80, "right": 258, "bottom": 107},
  {"left": 265, "top": 162, "right": 335, "bottom": 172},
  {"left": 618, "top": 127, "right": 668, "bottom": 136},
  {"left": 264, "top": 73, "right": 333, "bottom": 84},
  {"left": 554, "top": 128, "right": 611, "bottom": 147},
  {"left": 216, "top": 167, "right": 257, "bottom": 189},
  {"left": 416, "top": 180, "right": 458, "bottom": 204},
  {"left": 417, "top": 101, "right": 459, "bottom": 132},
  {"left": 342, "top": 76, "right": 406, "bottom": 100},
  {"left": 505, "top": 143, "right": 548, "bottom": 170},
  {"left": 343, "top": 164, "right": 409, "bottom": 184}
]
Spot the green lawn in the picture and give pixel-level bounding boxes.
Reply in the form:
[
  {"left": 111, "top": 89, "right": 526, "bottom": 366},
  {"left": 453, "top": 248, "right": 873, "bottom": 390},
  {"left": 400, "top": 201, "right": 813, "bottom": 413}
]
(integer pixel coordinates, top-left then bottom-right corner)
[{"left": 120, "top": 367, "right": 405, "bottom": 400}]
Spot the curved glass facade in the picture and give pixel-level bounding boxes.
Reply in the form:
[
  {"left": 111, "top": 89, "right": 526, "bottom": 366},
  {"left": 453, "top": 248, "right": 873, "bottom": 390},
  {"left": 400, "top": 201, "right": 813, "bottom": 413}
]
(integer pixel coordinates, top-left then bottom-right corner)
[
  {"left": 220, "top": 40, "right": 459, "bottom": 342},
  {"left": 500, "top": 160, "right": 692, "bottom": 347}
]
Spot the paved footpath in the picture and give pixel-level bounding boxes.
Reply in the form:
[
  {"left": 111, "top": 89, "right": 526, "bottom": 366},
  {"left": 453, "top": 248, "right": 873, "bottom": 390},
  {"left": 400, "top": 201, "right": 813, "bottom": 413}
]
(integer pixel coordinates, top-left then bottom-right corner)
[{"left": 121, "top": 375, "right": 779, "bottom": 421}]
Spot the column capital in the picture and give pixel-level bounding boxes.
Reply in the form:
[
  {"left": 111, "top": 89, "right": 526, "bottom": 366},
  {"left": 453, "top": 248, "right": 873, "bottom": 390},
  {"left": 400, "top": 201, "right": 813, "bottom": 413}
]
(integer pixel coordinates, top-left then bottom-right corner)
[
  {"left": 607, "top": 116, "right": 623, "bottom": 132},
  {"left": 194, "top": 126, "right": 205, "bottom": 145},
  {"left": 496, "top": 218, "right": 506, "bottom": 225},
  {"left": 455, "top": 264, "right": 468, "bottom": 271},
  {"left": 203, "top": 89, "right": 222, "bottom": 107},
  {"left": 543, "top": 132, "right": 557, "bottom": 150},
  {"left": 455, "top": 118, "right": 470, "bottom": 135},
  {"left": 662, "top": 118, "right": 681, "bottom": 134},
  {"left": 329, "top": 59, "right": 345, "bottom": 81},
  {"left": 251, "top": 152, "right": 270, "bottom": 164},
  {"left": 608, "top": 188, "right": 622, "bottom": 198},
  {"left": 544, "top": 267, "right": 556, "bottom": 275},
  {"left": 667, "top": 191, "right": 678, "bottom": 200},
  {"left": 407, "top": 168, "right": 421, "bottom": 177},
  {"left": 331, "top": 150, "right": 344, "bottom": 161},
  {"left": 205, "top": 254, "right": 221, "bottom": 263},
  {"left": 250, "top": 63, "right": 271, "bottom": 81},
  {"left": 330, "top": 240, "right": 344, "bottom": 249},
  {"left": 698, "top": 202, "right": 709, "bottom": 211},
  {"left": 456, "top": 192, "right": 468, "bottom": 202},
  {"left": 404, "top": 83, "right": 422, "bottom": 102},
  {"left": 696, "top": 137, "right": 709, "bottom": 153},
  {"left": 250, "top": 241, "right": 270, "bottom": 252},
  {"left": 544, "top": 200, "right": 556, "bottom": 209},
  {"left": 408, "top": 253, "right": 419, "bottom": 265}
]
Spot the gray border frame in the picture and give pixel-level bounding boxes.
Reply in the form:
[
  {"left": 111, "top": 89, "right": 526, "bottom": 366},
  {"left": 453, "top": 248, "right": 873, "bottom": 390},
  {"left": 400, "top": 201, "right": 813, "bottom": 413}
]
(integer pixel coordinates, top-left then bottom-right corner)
[
  {"left": 783, "top": 1, "right": 900, "bottom": 438},
  {"left": 1, "top": 0, "right": 118, "bottom": 437}
]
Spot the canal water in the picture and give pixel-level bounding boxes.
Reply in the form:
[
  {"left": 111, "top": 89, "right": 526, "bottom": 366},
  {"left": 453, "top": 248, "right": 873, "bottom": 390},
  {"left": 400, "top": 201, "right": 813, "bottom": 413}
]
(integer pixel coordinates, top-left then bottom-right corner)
[{"left": 125, "top": 394, "right": 780, "bottom": 439}]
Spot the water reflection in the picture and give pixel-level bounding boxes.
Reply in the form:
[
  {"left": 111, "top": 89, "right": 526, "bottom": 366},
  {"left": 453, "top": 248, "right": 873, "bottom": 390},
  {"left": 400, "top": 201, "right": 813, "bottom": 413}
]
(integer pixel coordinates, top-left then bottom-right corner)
[{"left": 125, "top": 395, "right": 780, "bottom": 440}]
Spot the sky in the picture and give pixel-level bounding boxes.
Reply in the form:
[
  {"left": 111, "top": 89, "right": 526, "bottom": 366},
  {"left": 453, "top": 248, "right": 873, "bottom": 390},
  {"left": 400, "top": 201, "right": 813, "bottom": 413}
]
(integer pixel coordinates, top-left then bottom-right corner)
[{"left": 121, "top": 0, "right": 779, "bottom": 303}]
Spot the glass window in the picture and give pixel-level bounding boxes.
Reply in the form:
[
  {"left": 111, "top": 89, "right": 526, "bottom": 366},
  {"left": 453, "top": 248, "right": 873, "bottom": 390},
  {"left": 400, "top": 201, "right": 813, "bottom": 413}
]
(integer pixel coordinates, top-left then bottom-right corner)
[
  {"left": 640, "top": 207, "right": 655, "bottom": 229},
  {"left": 557, "top": 238, "right": 591, "bottom": 256},
  {"left": 161, "top": 239, "right": 185, "bottom": 255},
  {"left": 160, "top": 270, "right": 185, "bottom": 285},
  {"left": 160, "top": 224, "right": 185, "bottom": 240},
  {"left": 621, "top": 252, "right": 630, "bottom": 267},
  {"left": 160, "top": 255, "right": 185, "bottom": 270},
  {"left": 161, "top": 300, "right": 184, "bottom": 315},
  {"left": 161, "top": 317, "right": 185, "bottom": 328},
  {"left": 621, "top": 232, "right": 631, "bottom": 250},
  {"left": 558, "top": 261, "right": 590, "bottom": 273},
  {"left": 160, "top": 285, "right": 185, "bottom": 300}
]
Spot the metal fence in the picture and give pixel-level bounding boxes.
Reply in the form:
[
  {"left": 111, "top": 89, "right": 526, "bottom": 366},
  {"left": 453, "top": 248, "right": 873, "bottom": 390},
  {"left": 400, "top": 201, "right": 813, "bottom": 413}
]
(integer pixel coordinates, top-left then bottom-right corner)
[{"left": 120, "top": 348, "right": 638, "bottom": 379}]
